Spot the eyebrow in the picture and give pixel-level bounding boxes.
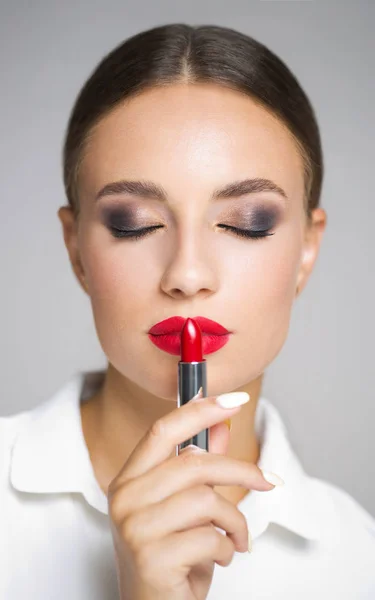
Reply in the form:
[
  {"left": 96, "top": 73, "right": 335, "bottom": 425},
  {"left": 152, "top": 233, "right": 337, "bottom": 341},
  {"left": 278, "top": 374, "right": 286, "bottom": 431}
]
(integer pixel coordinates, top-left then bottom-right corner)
[{"left": 95, "top": 177, "right": 289, "bottom": 203}]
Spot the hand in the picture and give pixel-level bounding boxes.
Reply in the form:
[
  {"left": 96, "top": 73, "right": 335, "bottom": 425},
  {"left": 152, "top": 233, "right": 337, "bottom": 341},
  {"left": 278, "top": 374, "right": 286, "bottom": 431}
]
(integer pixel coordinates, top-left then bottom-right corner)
[{"left": 108, "top": 391, "right": 278, "bottom": 600}]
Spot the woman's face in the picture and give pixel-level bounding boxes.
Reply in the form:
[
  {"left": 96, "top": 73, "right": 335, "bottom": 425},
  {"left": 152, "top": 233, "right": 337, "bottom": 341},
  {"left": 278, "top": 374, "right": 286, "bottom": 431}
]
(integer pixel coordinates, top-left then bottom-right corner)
[{"left": 64, "top": 83, "right": 322, "bottom": 400}]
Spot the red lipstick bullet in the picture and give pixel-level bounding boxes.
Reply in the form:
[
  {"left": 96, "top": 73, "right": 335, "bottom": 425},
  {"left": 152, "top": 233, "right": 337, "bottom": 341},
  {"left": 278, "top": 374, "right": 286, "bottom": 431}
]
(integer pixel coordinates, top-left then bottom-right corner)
[
  {"left": 180, "top": 317, "right": 204, "bottom": 362},
  {"left": 177, "top": 317, "right": 209, "bottom": 453}
]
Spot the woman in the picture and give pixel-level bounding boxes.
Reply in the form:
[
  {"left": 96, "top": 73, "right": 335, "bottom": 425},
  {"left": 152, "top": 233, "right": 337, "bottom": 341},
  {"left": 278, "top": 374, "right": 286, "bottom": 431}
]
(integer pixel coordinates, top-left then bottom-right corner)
[{"left": 1, "top": 23, "right": 374, "bottom": 600}]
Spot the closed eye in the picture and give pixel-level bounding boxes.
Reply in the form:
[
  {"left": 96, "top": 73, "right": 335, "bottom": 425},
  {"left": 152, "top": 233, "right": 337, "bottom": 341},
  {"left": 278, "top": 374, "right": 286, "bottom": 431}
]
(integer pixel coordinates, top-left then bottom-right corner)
[
  {"left": 217, "top": 224, "right": 275, "bottom": 240},
  {"left": 108, "top": 224, "right": 275, "bottom": 241}
]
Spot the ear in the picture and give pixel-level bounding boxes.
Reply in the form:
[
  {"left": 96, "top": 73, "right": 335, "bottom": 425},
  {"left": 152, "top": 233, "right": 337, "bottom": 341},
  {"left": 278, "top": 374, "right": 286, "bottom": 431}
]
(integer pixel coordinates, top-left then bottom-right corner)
[
  {"left": 57, "top": 206, "right": 89, "bottom": 295},
  {"left": 296, "top": 208, "right": 327, "bottom": 297}
]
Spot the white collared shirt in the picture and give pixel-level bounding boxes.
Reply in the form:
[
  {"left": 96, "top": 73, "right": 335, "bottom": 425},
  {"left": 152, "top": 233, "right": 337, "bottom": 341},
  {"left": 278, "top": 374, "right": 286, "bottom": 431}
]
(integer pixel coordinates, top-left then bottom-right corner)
[{"left": 1, "top": 370, "right": 375, "bottom": 599}]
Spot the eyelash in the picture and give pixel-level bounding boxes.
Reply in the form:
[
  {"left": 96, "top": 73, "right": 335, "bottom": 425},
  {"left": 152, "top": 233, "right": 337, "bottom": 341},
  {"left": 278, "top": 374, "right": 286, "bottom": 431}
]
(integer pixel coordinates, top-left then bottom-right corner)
[{"left": 109, "top": 224, "right": 275, "bottom": 241}]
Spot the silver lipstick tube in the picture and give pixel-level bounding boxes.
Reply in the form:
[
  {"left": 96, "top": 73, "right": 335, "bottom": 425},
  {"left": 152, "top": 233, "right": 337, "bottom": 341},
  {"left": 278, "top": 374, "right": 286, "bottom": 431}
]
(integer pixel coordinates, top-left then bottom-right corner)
[{"left": 176, "top": 361, "right": 208, "bottom": 454}]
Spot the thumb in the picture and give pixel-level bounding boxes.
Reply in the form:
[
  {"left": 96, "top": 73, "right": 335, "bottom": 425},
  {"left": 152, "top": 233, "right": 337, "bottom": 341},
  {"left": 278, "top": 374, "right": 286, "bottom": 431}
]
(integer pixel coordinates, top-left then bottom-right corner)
[
  {"left": 178, "top": 420, "right": 230, "bottom": 457},
  {"left": 185, "top": 387, "right": 232, "bottom": 456}
]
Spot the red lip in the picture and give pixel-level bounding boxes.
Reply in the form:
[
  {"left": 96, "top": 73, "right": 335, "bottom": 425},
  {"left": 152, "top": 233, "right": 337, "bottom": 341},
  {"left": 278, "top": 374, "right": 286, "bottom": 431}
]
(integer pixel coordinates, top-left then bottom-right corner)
[
  {"left": 148, "top": 316, "right": 231, "bottom": 356},
  {"left": 148, "top": 332, "right": 230, "bottom": 356},
  {"left": 148, "top": 316, "right": 230, "bottom": 336}
]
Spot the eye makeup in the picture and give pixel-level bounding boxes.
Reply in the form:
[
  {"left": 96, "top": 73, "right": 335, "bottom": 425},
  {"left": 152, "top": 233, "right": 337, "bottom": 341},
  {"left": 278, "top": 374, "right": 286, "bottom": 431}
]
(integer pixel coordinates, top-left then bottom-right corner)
[
  {"left": 224, "top": 204, "right": 281, "bottom": 232},
  {"left": 100, "top": 202, "right": 282, "bottom": 241},
  {"left": 100, "top": 205, "right": 148, "bottom": 231}
]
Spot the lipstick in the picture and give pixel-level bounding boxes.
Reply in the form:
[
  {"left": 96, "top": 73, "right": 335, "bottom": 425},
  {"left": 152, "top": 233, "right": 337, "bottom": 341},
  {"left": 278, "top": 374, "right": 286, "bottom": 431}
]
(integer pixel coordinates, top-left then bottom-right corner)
[{"left": 177, "top": 317, "right": 209, "bottom": 454}]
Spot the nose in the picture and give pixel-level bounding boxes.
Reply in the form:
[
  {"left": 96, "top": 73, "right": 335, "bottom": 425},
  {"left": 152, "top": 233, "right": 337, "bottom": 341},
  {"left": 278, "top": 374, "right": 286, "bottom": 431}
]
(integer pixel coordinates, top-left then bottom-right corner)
[{"left": 159, "top": 229, "right": 219, "bottom": 299}]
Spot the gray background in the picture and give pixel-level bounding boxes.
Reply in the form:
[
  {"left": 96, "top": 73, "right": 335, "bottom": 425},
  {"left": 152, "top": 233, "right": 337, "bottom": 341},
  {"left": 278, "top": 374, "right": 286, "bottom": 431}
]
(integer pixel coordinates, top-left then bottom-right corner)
[{"left": 1, "top": 1, "right": 374, "bottom": 516}]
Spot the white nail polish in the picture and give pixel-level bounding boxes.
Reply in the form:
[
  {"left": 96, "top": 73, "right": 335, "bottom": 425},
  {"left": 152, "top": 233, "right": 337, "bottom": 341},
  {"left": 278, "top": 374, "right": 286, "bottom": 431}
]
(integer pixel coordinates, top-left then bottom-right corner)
[
  {"left": 180, "top": 444, "right": 206, "bottom": 453},
  {"left": 215, "top": 391, "right": 250, "bottom": 408},
  {"left": 189, "top": 387, "right": 204, "bottom": 403},
  {"left": 261, "top": 470, "right": 285, "bottom": 486},
  {"left": 248, "top": 530, "right": 253, "bottom": 553}
]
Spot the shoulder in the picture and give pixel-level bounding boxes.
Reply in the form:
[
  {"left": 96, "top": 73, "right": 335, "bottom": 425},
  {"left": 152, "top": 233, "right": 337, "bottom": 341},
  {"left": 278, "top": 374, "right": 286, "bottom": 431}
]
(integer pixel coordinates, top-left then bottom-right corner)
[
  {"left": 309, "top": 474, "right": 375, "bottom": 559},
  {"left": 305, "top": 476, "right": 375, "bottom": 596},
  {"left": 0, "top": 408, "right": 32, "bottom": 440},
  {"left": 0, "top": 409, "right": 32, "bottom": 475},
  {"left": 315, "top": 476, "right": 375, "bottom": 534}
]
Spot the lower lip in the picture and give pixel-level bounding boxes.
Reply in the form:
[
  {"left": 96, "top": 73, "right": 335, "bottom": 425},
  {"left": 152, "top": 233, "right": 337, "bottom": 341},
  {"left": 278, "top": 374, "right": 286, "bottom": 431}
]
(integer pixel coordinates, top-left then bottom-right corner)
[{"left": 148, "top": 333, "right": 231, "bottom": 356}]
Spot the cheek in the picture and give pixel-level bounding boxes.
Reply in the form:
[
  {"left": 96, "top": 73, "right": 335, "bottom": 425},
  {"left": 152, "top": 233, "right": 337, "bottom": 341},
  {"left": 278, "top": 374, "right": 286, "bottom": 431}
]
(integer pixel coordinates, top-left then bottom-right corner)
[
  {"left": 224, "top": 228, "right": 301, "bottom": 372},
  {"left": 83, "top": 242, "right": 152, "bottom": 330}
]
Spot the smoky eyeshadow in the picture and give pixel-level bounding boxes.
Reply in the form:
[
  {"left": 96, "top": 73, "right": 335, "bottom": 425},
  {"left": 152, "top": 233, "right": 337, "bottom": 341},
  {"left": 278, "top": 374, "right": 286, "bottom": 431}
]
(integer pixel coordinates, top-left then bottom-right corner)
[
  {"left": 100, "top": 203, "right": 282, "bottom": 232},
  {"left": 244, "top": 205, "right": 281, "bottom": 231},
  {"left": 101, "top": 205, "right": 142, "bottom": 230},
  {"left": 223, "top": 203, "right": 282, "bottom": 232}
]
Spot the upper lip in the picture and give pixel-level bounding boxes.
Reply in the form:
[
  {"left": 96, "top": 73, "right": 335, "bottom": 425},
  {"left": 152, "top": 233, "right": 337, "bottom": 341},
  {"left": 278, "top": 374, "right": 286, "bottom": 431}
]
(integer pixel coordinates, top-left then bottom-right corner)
[{"left": 148, "top": 316, "right": 231, "bottom": 336}]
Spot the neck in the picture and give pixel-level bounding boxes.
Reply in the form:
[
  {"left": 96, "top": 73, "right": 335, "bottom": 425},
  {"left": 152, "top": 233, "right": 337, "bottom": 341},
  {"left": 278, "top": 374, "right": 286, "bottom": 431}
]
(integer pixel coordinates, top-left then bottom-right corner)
[{"left": 80, "top": 363, "right": 263, "bottom": 505}]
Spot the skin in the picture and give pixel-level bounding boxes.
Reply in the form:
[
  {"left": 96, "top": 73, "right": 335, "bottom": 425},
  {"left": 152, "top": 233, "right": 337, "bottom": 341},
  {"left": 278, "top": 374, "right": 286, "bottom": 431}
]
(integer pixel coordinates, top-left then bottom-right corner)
[{"left": 58, "top": 82, "right": 327, "bottom": 507}]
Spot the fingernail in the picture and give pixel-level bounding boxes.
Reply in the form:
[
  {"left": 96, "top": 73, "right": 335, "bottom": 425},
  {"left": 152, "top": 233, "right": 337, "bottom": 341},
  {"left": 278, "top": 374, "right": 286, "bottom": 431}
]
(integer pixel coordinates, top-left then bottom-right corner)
[
  {"left": 260, "top": 470, "right": 285, "bottom": 486},
  {"left": 180, "top": 444, "right": 206, "bottom": 453},
  {"left": 215, "top": 392, "right": 250, "bottom": 409},
  {"left": 248, "top": 530, "right": 252, "bottom": 553},
  {"left": 224, "top": 418, "right": 232, "bottom": 431},
  {"left": 189, "top": 387, "right": 204, "bottom": 403}
]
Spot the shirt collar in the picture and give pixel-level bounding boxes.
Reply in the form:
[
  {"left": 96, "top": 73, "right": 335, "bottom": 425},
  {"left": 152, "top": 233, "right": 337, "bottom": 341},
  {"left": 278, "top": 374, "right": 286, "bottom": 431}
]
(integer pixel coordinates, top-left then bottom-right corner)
[
  {"left": 10, "top": 370, "right": 109, "bottom": 514},
  {"left": 10, "top": 370, "right": 337, "bottom": 542}
]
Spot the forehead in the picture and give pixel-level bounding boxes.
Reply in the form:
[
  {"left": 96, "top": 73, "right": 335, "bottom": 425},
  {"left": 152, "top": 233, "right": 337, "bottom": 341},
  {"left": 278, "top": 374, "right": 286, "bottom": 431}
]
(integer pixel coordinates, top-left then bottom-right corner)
[{"left": 79, "top": 83, "right": 304, "bottom": 203}]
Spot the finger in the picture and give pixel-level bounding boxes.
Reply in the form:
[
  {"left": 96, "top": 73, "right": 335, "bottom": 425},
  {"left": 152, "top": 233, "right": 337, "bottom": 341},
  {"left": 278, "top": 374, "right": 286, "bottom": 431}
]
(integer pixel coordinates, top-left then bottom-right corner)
[
  {"left": 110, "top": 451, "right": 275, "bottom": 519},
  {"left": 137, "top": 526, "right": 236, "bottom": 577},
  {"left": 119, "top": 484, "right": 249, "bottom": 553},
  {"left": 175, "top": 422, "right": 230, "bottom": 492},
  {"left": 208, "top": 420, "right": 231, "bottom": 456},
  {"left": 113, "top": 392, "right": 249, "bottom": 485}
]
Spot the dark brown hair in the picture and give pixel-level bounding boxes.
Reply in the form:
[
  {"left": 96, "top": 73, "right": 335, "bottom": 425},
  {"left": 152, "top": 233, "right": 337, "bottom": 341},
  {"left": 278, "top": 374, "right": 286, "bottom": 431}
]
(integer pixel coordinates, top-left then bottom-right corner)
[{"left": 62, "top": 23, "right": 323, "bottom": 222}]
